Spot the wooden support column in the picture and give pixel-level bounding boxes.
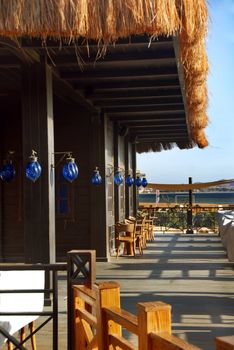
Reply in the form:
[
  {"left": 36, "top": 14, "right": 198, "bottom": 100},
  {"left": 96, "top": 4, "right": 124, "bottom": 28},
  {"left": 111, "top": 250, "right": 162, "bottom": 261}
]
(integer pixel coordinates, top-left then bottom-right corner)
[
  {"left": 186, "top": 176, "right": 194, "bottom": 234},
  {"left": 89, "top": 112, "right": 108, "bottom": 260},
  {"left": 114, "top": 123, "right": 120, "bottom": 222},
  {"left": 124, "top": 138, "right": 130, "bottom": 218},
  {"left": 21, "top": 56, "right": 55, "bottom": 263},
  {"left": 132, "top": 143, "right": 137, "bottom": 217}
]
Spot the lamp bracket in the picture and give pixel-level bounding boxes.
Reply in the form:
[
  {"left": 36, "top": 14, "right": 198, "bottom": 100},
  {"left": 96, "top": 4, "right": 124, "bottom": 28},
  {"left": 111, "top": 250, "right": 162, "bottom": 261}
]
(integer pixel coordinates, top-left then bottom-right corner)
[{"left": 51, "top": 151, "right": 74, "bottom": 168}]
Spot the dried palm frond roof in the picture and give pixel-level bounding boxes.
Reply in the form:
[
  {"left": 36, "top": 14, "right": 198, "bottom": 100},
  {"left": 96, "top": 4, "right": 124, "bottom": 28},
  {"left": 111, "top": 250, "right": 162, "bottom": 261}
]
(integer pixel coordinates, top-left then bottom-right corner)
[{"left": 0, "top": 0, "right": 209, "bottom": 152}]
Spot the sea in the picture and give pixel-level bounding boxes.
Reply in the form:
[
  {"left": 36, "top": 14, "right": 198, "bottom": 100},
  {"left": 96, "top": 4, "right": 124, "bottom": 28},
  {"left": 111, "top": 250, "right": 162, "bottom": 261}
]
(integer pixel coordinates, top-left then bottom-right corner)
[{"left": 139, "top": 191, "right": 234, "bottom": 205}]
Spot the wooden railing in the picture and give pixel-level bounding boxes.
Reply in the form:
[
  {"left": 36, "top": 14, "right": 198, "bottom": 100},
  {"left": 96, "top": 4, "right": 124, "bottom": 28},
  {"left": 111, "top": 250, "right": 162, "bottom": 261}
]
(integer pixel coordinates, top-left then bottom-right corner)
[{"left": 72, "top": 280, "right": 234, "bottom": 350}]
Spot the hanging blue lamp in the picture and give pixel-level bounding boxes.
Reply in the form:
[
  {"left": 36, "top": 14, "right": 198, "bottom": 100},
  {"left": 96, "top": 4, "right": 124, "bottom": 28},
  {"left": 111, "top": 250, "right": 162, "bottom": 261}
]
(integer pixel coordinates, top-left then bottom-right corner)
[
  {"left": 135, "top": 175, "right": 142, "bottom": 187},
  {"left": 91, "top": 167, "right": 102, "bottom": 185},
  {"left": 114, "top": 171, "right": 123, "bottom": 186},
  {"left": 0, "top": 160, "right": 16, "bottom": 183},
  {"left": 26, "top": 150, "right": 42, "bottom": 182},
  {"left": 62, "top": 153, "right": 78, "bottom": 183},
  {"left": 125, "top": 174, "right": 134, "bottom": 187},
  {"left": 141, "top": 176, "right": 148, "bottom": 188}
]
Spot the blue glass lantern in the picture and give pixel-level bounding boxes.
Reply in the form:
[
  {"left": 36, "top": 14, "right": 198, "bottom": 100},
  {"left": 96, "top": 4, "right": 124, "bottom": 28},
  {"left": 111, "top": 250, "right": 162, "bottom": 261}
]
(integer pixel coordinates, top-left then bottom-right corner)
[
  {"left": 62, "top": 154, "right": 78, "bottom": 183},
  {"left": 125, "top": 174, "right": 134, "bottom": 187},
  {"left": 114, "top": 171, "right": 123, "bottom": 186},
  {"left": 135, "top": 175, "right": 142, "bottom": 187},
  {"left": 91, "top": 167, "right": 102, "bottom": 185},
  {"left": 26, "top": 150, "right": 42, "bottom": 182},
  {"left": 0, "top": 161, "right": 16, "bottom": 183},
  {"left": 141, "top": 177, "right": 148, "bottom": 188}
]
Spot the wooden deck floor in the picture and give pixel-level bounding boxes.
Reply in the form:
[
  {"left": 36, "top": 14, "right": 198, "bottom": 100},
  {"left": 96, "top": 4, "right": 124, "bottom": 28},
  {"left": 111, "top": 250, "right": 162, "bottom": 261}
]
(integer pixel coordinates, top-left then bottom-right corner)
[
  {"left": 96, "top": 233, "right": 234, "bottom": 350},
  {"left": 8, "top": 233, "right": 234, "bottom": 350}
]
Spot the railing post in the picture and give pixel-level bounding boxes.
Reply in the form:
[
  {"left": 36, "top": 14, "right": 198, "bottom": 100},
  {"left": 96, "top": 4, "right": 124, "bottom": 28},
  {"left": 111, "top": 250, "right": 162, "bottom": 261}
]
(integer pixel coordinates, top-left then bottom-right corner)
[
  {"left": 216, "top": 336, "right": 234, "bottom": 350},
  {"left": 95, "top": 281, "right": 122, "bottom": 350},
  {"left": 67, "top": 250, "right": 96, "bottom": 350},
  {"left": 138, "top": 301, "right": 171, "bottom": 350}
]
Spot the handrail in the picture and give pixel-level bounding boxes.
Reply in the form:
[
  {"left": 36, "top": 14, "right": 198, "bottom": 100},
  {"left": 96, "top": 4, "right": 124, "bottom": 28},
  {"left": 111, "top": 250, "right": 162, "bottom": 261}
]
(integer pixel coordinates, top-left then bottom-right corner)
[
  {"left": 149, "top": 332, "right": 202, "bottom": 350},
  {"left": 104, "top": 306, "right": 138, "bottom": 334},
  {"left": 76, "top": 308, "right": 97, "bottom": 327},
  {"left": 73, "top": 285, "right": 96, "bottom": 307},
  {"left": 109, "top": 334, "right": 137, "bottom": 350}
]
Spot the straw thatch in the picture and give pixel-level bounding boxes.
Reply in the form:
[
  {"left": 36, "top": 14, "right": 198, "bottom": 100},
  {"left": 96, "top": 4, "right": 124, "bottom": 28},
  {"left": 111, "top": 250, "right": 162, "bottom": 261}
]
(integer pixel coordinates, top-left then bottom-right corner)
[{"left": 0, "top": 0, "right": 209, "bottom": 152}]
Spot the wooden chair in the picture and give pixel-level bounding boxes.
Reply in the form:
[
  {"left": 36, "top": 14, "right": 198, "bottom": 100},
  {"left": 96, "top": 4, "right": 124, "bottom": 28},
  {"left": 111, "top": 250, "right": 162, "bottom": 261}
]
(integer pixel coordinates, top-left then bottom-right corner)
[
  {"left": 115, "top": 222, "right": 137, "bottom": 258},
  {"left": 136, "top": 217, "right": 147, "bottom": 248},
  {"left": 144, "top": 219, "right": 155, "bottom": 241},
  {"left": 125, "top": 217, "right": 144, "bottom": 255}
]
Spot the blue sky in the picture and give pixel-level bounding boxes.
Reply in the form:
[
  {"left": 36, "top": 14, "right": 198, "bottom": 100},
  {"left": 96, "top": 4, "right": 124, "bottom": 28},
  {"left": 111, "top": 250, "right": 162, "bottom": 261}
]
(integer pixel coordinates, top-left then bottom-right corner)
[{"left": 137, "top": 0, "right": 234, "bottom": 184}]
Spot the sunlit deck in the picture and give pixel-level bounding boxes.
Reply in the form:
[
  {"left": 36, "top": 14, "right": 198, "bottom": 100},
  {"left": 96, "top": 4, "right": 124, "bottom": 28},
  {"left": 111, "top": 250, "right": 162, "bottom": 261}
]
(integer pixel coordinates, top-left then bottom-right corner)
[
  {"left": 97, "top": 233, "right": 234, "bottom": 349},
  {"left": 25, "top": 233, "right": 234, "bottom": 350}
]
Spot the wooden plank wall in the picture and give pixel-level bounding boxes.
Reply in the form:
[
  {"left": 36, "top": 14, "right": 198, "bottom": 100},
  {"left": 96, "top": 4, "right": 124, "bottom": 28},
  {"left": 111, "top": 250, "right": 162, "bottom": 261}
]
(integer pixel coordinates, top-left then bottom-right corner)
[
  {"left": 0, "top": 96, "right": 24, "bottom": 261},
  {"left": 54, "top": 100, "right": 92, "bottom": 260}
]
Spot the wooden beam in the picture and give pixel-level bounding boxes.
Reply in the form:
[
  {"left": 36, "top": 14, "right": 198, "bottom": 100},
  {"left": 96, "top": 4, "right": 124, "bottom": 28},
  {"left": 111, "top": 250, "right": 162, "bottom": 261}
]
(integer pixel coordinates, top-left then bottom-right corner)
[
  {"left": 94, "top": 95, "right": 183, "bottom": 106},
  {"left": 124, "top": 120, "right": 186, "bottom": 127},
  {"left": 60, "top": 66, "right": 178, "bottom": 80},
  {"left": 128, "top": 126, "right": 187, "bottom": 132},
  {"left": 53, "top": 73, "right": 97, "bottom": 112},
  {"left": 105, "top": 105, "right": 184, "bottom": 114},
  {"left": 74, "top": 77, "right": 180, "bottom": 90},
  {"left": 132, "top": 132, "right": 188, "bottom": 138},
  {"left": 53, "top": 51, "right": 175, "bottom": 67},
  {"left": 89, "top": 89, "right": 181, "bottom": 100},
  {"left": 137, "top": 136, "right": 189, "bottom": 141},
  {"left": 20, "top": 35, "right": 173, "bottom": 48}
]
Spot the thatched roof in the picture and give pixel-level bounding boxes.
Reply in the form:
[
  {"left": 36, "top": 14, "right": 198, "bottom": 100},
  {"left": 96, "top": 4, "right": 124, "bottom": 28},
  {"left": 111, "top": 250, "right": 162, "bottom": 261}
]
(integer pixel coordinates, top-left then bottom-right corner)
[{"left": 0, "top": 0, "right": 209, "bottom": 152}]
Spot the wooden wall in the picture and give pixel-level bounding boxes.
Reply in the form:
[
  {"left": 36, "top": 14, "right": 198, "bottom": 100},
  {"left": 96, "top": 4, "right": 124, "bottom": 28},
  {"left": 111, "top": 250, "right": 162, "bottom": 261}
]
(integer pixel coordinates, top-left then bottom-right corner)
[
  {"left": 54, "top": 99, "right": 92, "bottom": 260},
  {"left": 0, "top": 96, "right": 24, "bottom": 262}
]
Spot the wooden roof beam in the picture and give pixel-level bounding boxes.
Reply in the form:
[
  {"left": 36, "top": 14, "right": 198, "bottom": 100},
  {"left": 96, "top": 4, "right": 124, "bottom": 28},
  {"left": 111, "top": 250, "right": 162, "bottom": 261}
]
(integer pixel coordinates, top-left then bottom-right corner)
[
  {"left": 104, "top": 105, "right": 184, "bottom": 114},
  {"left": 74, "top": 77, "right": 180, "bottom": 90},
  {"left": 94, "top": 96, "right": 183, "bottom": 106},
  {"left": 88, "top": 88, "right": 181, "bottom": 100},
  {"left": 60, "top": 66, "right": 178, "bottom": 80}
]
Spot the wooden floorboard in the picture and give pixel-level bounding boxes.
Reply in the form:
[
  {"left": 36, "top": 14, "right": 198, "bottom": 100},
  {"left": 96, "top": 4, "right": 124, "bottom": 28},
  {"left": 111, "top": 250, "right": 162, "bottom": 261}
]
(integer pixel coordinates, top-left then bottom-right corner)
[
  {"left": 4, "top": 233, "right": 233, "bottom": 349},
  {"left": 96, "top": 233, "right": 234, "bottom": 350}
]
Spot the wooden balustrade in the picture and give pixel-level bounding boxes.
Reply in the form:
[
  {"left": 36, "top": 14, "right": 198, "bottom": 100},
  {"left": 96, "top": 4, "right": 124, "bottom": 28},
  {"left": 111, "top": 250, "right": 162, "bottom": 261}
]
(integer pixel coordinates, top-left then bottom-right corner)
[
  {"left": 68, "top": 251, "right": 234, "bottom": 350},
  {"left": 72, "top": 280, "right": 234, "bottom": 350}
]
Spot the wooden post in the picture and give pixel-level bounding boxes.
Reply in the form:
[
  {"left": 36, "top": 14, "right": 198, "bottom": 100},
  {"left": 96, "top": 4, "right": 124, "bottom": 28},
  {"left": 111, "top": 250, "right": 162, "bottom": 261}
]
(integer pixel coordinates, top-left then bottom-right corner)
[
  {"left": 138, "top": 301, "right": 171, "bottom": 350},
  {"left": 125, "top": 138, "right": 130, "bottom": 218},
  {"left": 95, "top": 281, "right": 122, "bottom": 350},
  {"left": 89, "top": 112, "right": 108, "bottom": 260},
  {"left": 67, "top": 250, "right": 96, "bottom": 350},
  {"left": 114, "top": 123, "right": 120, "bottom": 222},
  {"left": 216, "top": 336, "right": 234, "bottom": 350},
  {"left": 132, "top": 143, "right": 137, "bottom": 217},
  {"left": 186, "top": 177, "right": 194, "bottom": 234},
  {"left": 21, "top": 56, "right": 55, "bottom": 263}
]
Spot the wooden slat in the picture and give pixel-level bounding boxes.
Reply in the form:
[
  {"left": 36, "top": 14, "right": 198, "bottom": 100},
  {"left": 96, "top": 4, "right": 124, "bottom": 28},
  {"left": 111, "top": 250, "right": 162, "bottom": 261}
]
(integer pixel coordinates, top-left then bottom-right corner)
[
  {"left": 216, "top": 336, "right": 234, "bottom": 350},
  {"left": 109, "top": 334, "right": 137, "bottom": 350},
  {"left": 150, "top": 332, "right": 202, "bottom": 350},
  {"left": 76, "top": 308, "right": 97, "bottom": 328},
  {"left": 73, "top": 285, "right": 96, "bottom": 307},
  {"left": 104, "top": 306, "right": 138, "bottom": 335}
]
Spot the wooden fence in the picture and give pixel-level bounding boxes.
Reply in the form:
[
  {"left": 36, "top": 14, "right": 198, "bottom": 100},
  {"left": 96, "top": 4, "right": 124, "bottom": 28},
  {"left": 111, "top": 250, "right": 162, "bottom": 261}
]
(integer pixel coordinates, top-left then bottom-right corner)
[{"left": 72, "top": 281, "right": 234, "bottom": 350}]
